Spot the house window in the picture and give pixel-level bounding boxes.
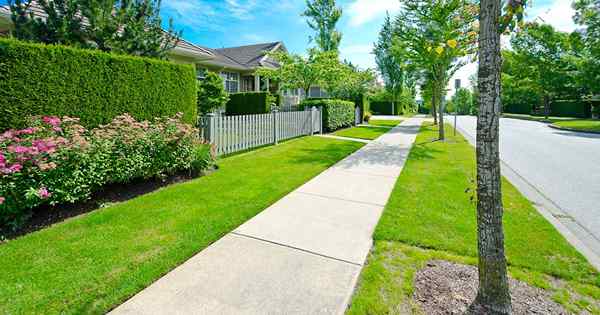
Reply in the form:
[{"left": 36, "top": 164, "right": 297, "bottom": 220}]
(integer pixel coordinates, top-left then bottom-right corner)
[
  {"left": 196, "top": 66, "right": 207, "bottom": 80},
  {"left": 221, "top": 71, "right": 239, "bottom": 93}
]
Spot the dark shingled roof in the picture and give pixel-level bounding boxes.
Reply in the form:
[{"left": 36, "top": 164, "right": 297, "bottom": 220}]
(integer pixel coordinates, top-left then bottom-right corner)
[{"left": 215, "top": 42, "right": 282, "bottom": 68}]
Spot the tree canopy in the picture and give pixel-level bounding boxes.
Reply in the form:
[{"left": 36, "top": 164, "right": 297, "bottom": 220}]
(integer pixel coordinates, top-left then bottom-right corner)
[
  {"left": 10, "top": 0, "right": 180, "bottom": 59},
  {"left": 302, "top": 0, "right": 343, "bottom": 52}
]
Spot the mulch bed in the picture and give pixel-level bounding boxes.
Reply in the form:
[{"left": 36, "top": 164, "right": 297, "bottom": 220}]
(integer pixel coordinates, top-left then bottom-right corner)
[
  {"left": 414, "top": 260, "right": 567, "bottom": 315},
  {"left": 2, "top": 167, "right": 216, "bottom": 241}
]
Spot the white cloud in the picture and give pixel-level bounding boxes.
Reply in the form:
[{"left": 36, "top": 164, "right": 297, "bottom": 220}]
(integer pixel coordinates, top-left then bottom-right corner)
[
  {"left": 346, "top": 0, "right": 400, "bottom": 26},
  {"left": 225, "top": 0, "right": 257, "bottom": 20},
  {"left": 527, "top": 0, "right": 577, "bottom": 32}
]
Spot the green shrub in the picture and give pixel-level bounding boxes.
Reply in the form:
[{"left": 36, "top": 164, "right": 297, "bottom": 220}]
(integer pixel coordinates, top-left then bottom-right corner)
[
  {"left": 300, "top": 99, "right": 355, "bottom": 131},
  {"left": 198, "top": 72, "right": 229, "bottom": 115},
  {"left": 0, "top": 114, "right": 214, "bottom": 234},
  {"left": 370, "top": 101, "right": 394, "bottom": 115},
  {"left": 550, "top": 100, "right": 592, "bottom": 118},
  {"left": 355, "top": 94, "right": 370, "bottom": 121},
  {"left": 0, "top": 38, "right": 197, "bottom": 131},
  {"left": 226, "top": 92, "right": 272, "bottom": 115}
]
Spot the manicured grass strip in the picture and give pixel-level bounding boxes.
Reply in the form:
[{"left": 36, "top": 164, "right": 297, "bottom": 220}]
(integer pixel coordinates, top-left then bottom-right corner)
[
  {"left": 368, "top": 119, "right": 402, "bottom": 127},
  {"left": 0, "top": 136, "right": 364, "bottom": 315},
  {"left": 373, "top": 123, "right": 599, "bottom": 285},
  {"left": 502, "top": 113, "right": 578, "bottom": 123},
  {"left": 333, "top": 126, "right": 391, "bottom": 140},
  {"left": 552, "top": 120, "right": 600, "bottom": 133},
  {"left": 347, "top": 242, "right": 600, "bottom": 315}
]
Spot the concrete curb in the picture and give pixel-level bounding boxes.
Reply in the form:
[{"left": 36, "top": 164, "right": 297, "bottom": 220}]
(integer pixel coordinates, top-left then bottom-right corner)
[
  {"left": 548, "top": 123, "right": 600, "bottom": 135},
  {"left": 452, "top": 123, "right": 600, "bottom": 272}
]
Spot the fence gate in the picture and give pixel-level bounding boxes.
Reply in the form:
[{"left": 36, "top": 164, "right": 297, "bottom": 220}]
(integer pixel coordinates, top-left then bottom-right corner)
[
  {"left": 201, "top": 107, "right": 322, "bottom": 156},
  {"left": 355, "top": 106, "right": 362, "bottom": 125}
]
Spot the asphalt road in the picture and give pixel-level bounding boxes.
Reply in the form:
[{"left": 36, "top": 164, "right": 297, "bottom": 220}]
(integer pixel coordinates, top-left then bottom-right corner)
[{"left": 450, "top": 116, "right": 600, "bottom": 256}]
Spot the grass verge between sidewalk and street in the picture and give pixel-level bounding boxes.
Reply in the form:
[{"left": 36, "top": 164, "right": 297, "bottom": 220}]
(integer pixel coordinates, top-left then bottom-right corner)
[
  {"left": 368, "top": 119, "right": 403, "bottom": 127},
  {"left": 0, "top": 136, "right": 365, "bottom": 315},
  {"left": 502, "top": 113, "right": 578, "bottom": 123},
  {"left": 347, "top": 123, "right": 600, "bottom": 314},
  {"left": 333, "top": 126, "right": 392, "bottom": 140},
  {"left": 552, "top": 120, "right": 600, "bottom": 133}
]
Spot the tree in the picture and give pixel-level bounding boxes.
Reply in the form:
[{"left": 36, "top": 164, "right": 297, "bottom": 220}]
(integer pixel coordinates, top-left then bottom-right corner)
[
  {"left": 374, "top": 13, "right": 406, "bottom": 116},
  {"left": 257, "top": 49, "right": 342, "bottom": 97},
  {"left": 451, "top": 87, "right": 474, "bottom": 114},
  {"left": 510, "top": 23, "right": 577, "bottom": 118},
  {"left": 473, "top": 0, "right": 528, "bottom": 313},
  {"left": 302, "top": 0, "right": 342, "bottom": 52},
  {"left": 9, "top": 0, "right": 180, "bottom": 59},
  {"left": 573, "top": 0, "right": 600, "bottom": 98},
  {"left": 328, "top": 64, "right": 376, "bottom": 101},
  {"left": 197, "top": 72, "right": 229, "bottom": 115},
  {"left": 392, "top": 0, "right": 478, "bottom": 140}
]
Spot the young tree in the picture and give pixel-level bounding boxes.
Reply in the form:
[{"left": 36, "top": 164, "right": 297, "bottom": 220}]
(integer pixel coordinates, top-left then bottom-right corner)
[
  {"left": 474, "top": 0, "right": 527, "bottom": 313},
  {"left": 197, "top": 72, "right": 229, "bottom": 115},
  {"left": 392, "top": 0, "right": 478, "bottom": 140},
  {"left": 302, "top": 0, "right": 342, "bottom": 52},
  {"left": 257, "top": 50, "right": 342, "bottom": 97},
  {"left": 10, "top": 0, "right": 180, "bottom": 59}
]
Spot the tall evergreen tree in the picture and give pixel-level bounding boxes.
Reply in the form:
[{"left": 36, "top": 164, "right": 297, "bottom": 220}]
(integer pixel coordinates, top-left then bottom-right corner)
[
  {"left": 9, "top": 0, "right": 180, "bottom": 59},
  {"left": 302, "top": 0, "right": 342, "bottom": 52},
  {"left": 374, "top": 13, "right": 406, "bottom": 115}
]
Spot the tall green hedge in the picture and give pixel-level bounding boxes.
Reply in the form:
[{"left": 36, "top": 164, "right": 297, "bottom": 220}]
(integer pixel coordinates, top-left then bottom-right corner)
[
  {"left": 355, "top": 94, "right": 370, "bottom": 121},
  {"left": 226, "top": 92, "right": 271, "bottom": 115},
  {"left": 300, "top": 99, "right": 355, "bottom": 131},
  {"left": 0, "top": 38, "right": 198, "bottom": 131},
  {"left": 550, "top": 100, "right": 591, "bottom": 118}
]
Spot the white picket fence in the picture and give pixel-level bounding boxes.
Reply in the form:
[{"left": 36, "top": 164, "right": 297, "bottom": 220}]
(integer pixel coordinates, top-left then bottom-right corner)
[{"left": 200, "top": 108, "right": 322, "bottom": 156}]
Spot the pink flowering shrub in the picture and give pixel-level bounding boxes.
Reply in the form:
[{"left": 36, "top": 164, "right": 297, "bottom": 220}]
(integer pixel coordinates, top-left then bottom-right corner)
[{"left": 0, "top": 114, "right": 214, "bottom": 232}]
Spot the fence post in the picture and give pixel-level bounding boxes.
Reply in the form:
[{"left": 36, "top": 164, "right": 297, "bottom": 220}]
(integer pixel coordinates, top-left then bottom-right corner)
[
  {"left": 272, "top": 109, "right": 279, "bottom": 145},
  {"left": 204, "top": 113, "right": 215, "bottom": 144},
  {"left": 310, "top": 106, "right": 315, "bottom": 135},
  {"left": 319, "top": 107, "right": 323, "bottom": 134}
]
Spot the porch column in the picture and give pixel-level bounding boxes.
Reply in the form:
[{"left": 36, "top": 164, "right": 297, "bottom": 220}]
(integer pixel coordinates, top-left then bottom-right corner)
[
  {"left": 254, "top": 75, "right": 260, "bottom": 92},
  {"left": 265, "top": 78, "right": 270, "bottom": 92}
]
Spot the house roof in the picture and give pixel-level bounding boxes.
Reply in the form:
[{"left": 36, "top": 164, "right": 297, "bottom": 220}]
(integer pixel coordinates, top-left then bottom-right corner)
[{"left": 215, "top": 42, "right": 284, "bottom": 69}]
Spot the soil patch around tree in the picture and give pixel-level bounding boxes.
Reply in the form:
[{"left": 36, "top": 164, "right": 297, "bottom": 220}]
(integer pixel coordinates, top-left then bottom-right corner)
[
  {"left": 2, "top": 167, "right": 217, "bottom": 241},
  {"left": 414, "top": 260, "right": 568, "bottom": 314}
]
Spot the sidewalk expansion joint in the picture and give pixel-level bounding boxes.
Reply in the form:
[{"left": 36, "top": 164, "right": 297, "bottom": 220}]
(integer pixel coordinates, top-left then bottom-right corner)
[
  {"left": 230, "top": 232, "right": 363, "bottom": 267},
  {"left": 328, "top": 168, "right": 400, "bottom": 179},
  {"left": 295, "top": 191, "right": 387, "bottom": 207}
]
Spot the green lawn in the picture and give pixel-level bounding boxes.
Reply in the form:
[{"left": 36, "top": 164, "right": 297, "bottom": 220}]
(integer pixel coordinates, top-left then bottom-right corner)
[
  {"left": 347, "top": 123, "right": 600, "bottom": 314},
  {"left": 552, "top": 120, "right": 600, "bottom": 133},
  {"left": 333, "top": 126, "right": 391, "bottom": 140},
  {"left": 0, "top": 136, "right": 364, "bottom": 315},
  {"left": 368, "top": 119, "right": 403, "bottom": 127},
  {"left": 502, "top": 113, "right": 579, "bottom": 123}
]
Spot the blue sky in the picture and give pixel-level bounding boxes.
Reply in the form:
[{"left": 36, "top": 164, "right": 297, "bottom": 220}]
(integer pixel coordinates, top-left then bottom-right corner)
[{"left": 0, "top": 0, "right": 579, "bottom": 89}]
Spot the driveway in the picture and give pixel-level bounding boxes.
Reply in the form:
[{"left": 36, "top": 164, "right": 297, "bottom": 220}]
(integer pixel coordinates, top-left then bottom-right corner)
[{"left": 451, "top": 115, "right": 600, "bottom": 260}]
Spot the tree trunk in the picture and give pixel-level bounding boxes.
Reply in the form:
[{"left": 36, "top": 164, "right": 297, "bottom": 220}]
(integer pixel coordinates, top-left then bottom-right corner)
[
  {"left": 475, "top": 0, "right": 511, "bottom": 314},
  {"left": 544, "top": 95, "right": 550, "bottom": 120},
  {"left": 437, "top": 81, "right": 445, "bottom": 140},
  {"left": 432, "top": 85, "right": 438, "bottom": 124}
]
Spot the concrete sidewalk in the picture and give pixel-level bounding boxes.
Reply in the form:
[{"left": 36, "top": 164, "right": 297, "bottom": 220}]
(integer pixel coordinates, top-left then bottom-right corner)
[{"left": 110, "top": 118, "right": 424, "bottom": 315}]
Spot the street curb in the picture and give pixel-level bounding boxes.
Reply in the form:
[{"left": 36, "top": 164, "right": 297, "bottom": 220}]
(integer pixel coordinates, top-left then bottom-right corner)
[
  {"left": 452, "top": 123, "right": 600, "bottom": 272},
  {"left": 548, "top": 123, "right": 600, "bottom": 135}
]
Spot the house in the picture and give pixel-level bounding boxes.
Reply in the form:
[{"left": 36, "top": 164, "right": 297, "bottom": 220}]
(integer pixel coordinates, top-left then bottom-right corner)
[{"left": 0, "top": 3, "right": 327, "bottom": 105}]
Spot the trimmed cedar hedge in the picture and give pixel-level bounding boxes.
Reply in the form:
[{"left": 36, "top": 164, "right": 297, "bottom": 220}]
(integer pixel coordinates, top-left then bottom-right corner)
[
  {"left": 370, "top": 101, "right": 394, "bottom": 115},
  {"left": 300, "top": 98, "right": 355, "bottom": 131},
  {"left": 226, "top": 92, "right": 272, "bottom": 115},
  {"left": 550, "top": 100, "right": 591, "bottom": 118},
  {"left": 355, "top": 94, "right": 370, "bottom": 121},
  {"left": 504, "top": 102, "right": 532, "bottom": 115},
  {"left": 0, "top": 38, "right": 198, "bottom": 131}
]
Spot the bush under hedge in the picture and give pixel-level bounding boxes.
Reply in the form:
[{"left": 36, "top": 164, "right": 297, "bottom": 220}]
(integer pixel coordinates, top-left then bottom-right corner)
[
  {"left": 226, "top": 92, "right": 272, "bottom": 115},
  {"left": 0, "top": 114, "right": 214, "bottom": 234},
  {"left": 300, "top": 99, "right": 355, "bottom": 131},
  {"left": 0, "top": 38, "right": 198, "bottom": 131}
]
